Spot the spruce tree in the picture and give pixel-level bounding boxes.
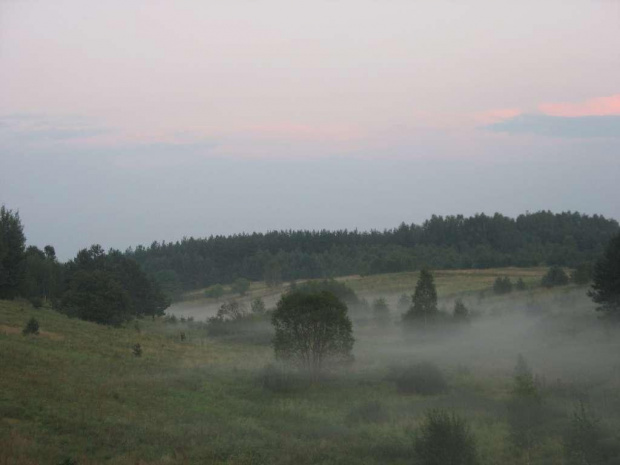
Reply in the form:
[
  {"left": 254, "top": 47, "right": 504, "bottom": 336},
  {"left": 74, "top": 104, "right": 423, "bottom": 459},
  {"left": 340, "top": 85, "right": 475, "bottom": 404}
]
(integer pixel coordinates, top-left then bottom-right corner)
[{"left": 404, "top": 269, "right": 438, "bottom": 326}]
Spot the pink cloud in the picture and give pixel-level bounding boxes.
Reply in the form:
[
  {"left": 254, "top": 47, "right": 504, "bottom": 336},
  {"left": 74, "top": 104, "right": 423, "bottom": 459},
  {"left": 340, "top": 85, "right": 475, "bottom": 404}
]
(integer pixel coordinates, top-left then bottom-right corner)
[
  {"left": 473, "top": 108, "right": 521, "bottom": 125},
  {"left": 539, "top": 94, "right": 620, "bottom": 117}
]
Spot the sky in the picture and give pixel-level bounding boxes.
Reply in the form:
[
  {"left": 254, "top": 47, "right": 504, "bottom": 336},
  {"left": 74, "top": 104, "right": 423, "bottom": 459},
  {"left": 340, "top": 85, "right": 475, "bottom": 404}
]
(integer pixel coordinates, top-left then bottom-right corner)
[{"left": 1, "top": 0, "right": 619, "bottom": 260}]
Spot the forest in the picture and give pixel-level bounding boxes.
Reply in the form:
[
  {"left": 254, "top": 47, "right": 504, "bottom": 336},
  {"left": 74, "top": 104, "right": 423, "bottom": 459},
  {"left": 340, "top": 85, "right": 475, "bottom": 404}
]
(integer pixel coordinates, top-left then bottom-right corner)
[{"left": 126, "top": 211, "right": 619, "bottom": 295}]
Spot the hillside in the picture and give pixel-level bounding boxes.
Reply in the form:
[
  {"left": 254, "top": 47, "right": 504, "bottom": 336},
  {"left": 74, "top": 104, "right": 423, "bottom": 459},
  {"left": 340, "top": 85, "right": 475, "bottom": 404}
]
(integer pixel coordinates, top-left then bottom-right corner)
[{"left": 3, "top": 270, "right": 620, "bottom": 464}]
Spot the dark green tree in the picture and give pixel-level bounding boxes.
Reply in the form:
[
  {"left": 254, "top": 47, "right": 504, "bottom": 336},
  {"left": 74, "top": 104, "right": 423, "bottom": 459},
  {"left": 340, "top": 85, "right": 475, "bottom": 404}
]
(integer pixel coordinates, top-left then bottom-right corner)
[
  {"left": 414, "top": 409, "right": 479, "bottom": 465},
  {"left": 404, "top": 269, "right": 438, "bottom": 326},
  {"left": 60, "top": 270, "right": 131, "bottom": 326},
  {"left": 588, "top": 233, "right": 620, "bottom": 319},
  {"left": 272, "top": 290, "right": 354, "bottom": 379},
  {"left": 0, "top": 206, "right": 26, "bottom": 300}
]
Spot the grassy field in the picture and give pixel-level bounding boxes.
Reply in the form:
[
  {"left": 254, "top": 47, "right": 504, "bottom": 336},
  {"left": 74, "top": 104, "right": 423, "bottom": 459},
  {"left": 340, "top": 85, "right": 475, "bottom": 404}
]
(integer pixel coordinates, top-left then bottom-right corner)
[
  {"left": 173, "top": 267, "right": 549, "bottom": 320},
  {"left": 2, "top": 268, "right": 619, "bottom": 464}
]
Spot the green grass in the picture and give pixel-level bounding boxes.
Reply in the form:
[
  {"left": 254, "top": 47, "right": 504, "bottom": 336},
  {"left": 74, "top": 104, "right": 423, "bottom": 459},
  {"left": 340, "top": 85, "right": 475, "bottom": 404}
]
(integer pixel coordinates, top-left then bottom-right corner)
[{"left": 1, "top": 269, "right": 618, "bottom": 464}]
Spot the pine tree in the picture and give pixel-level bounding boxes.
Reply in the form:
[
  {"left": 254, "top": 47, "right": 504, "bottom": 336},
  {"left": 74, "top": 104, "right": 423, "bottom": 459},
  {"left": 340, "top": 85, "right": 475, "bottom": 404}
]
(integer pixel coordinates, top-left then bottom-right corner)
[{"left": 404, "top": 269, "right": 438, "bottom": 327}]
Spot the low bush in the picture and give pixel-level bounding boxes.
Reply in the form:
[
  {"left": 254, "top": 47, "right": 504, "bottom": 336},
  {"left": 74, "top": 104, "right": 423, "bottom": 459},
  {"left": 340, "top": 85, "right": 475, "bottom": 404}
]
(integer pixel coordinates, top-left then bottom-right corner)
[
  {"left": 493, "top": 276, "right": 513, "bottom": 294},
  {"left": 541, "top": 266, "right": 569, "bottom": 288},
  {"left": 414, "top": 409, "right": 479, "bottom": 465},
  {"left": 22, "top": 317, "right": 40, "bottom": 336},
  {"left": 389, "top": 362, "right": 448, "bottom": 395}
]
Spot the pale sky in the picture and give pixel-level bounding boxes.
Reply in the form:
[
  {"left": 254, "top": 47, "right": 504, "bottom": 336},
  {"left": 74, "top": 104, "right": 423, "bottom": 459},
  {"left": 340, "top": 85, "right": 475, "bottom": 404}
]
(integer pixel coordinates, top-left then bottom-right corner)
[{"left": 1, "top": 0, "right": 619, "bottom": 259}]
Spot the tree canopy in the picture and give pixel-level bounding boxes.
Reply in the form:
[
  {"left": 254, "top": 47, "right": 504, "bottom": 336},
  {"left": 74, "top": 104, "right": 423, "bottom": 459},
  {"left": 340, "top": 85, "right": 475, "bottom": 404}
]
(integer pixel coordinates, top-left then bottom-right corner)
[
  {"left": 0, "top": 206, "right": 26, "bottom": 299},
  {"left": 126, "top": 211, "right": 619, "bottom": 292},
  {"left": 272, "top": 290, "right": 354, "bottom": 378}
]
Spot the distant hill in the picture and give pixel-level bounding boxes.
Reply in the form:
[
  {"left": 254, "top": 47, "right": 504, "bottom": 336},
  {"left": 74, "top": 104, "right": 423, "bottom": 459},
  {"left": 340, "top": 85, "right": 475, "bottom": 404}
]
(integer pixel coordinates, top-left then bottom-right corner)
[{"left": 126, "top": 211, "right": 619, "bottom": 292}]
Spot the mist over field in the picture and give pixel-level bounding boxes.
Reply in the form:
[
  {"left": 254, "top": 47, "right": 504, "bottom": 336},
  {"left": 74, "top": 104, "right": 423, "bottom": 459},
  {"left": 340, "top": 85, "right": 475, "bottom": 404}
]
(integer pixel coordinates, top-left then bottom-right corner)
[{"left": 2, "top": 0, "right": 620, "bottom": 463}]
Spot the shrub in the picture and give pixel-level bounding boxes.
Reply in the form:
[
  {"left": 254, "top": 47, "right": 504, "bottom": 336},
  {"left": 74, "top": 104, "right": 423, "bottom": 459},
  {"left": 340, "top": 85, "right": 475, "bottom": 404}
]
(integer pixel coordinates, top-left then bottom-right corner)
[
  {"left": 132, "top": 343, "right": 142, "bottom": 357},
  {"left": 204, "top": 284, "right": 225, "bottom": 299},
  {"left": 541, "top": 266, "right": 569, "bottom": 288},
  {"left": 453, "top": 299, "right": 469, "bottom": 322},
  {"left": 346, "top": 400, "right": 389, "bottom": 425},
  {"left": 251, "top": 297, "right": 266, "bottom": 314},
  {"left": 389, "top": 362, "right": 448, "bottom": 395},
  {"left": 516, "top": 277, "right": 527, "bottom": 291},
  {"left": 493, "top": 276, "right": 513, "bottom": 294},
  {"left": 414, "top": 409, "right": 479, "bottom": 465},
  {"left": 22, "top": 317, "right": 39, "bottom": 336}
]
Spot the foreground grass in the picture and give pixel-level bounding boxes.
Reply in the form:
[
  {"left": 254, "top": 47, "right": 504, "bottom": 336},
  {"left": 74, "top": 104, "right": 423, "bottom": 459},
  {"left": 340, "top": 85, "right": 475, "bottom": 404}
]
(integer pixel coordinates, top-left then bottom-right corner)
[{"left": 1, "top": 277, "right": 618, "bottom": 464}]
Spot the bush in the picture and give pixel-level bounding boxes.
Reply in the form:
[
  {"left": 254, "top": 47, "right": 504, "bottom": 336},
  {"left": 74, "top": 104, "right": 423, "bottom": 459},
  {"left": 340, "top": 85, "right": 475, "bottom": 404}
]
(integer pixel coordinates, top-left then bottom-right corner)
[
  {"left": 516, "top": 278, "right": 527, "bottom": 291},
  {"left": 389, "top": 362, "right": 448, "bottom": 395},
  {"left": 414, "top": 409, "right": 479, "bottom": 465},
  {"left": 204, "top": 284, "right": 225, "bottom": 299},
  {"left": 251, "top": 297, "right": 266, "bottom": 314},
  {"left": 493, "top": 276, "right": 513, "bottom": 294},
  {"left": 453, "top": 299, "right": 469, "bottom": 322},
  {"left": 346, "top": 400, "right": 389, "bottom": 425},
  {"left": 22, "top": 317, "right": 39, "bottom": 335},
  {"left": 542, "top": 266, "right": 569, "bottom": 288},
  {"left": 132, "top": 343, "right": 142, "bottom": 357}
]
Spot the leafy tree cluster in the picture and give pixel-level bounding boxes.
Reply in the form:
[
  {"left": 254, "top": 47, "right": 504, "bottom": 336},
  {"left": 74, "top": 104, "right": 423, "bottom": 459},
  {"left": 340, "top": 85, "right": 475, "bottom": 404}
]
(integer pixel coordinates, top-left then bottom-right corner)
[
  {"left": 59, "top": 245, "right": 170, "bottom": 325},
  {"left": 0, "top": 205, "right": 169, "bottom": 327},
  {"left": 272, "top": 290, "right": 354, "bottom": 379},
  {"left": 1, "top": 206, "right": 62, "bottom": 304},
  {"left": 290, "top": 278, "right": 359, "bottom": 305},
  {"left": 126, "top": 211, "right": 618, "bottom": 292}
]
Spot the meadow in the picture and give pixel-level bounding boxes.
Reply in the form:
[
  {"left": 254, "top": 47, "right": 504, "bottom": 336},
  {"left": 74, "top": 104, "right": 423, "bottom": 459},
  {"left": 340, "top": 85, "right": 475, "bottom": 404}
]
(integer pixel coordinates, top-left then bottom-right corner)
[{"left": 2, "top": 268, "right": 620, "bottom": 465}]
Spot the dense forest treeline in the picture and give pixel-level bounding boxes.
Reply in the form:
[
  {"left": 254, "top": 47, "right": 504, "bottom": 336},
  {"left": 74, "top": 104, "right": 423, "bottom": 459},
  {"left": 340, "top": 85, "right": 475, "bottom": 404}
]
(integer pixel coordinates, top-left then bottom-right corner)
[
  {"left": 0, "top": 206, "right": 169, "bottom": 325},
  {"left": 126, "top": 211, "right": 619, "bottom": 294}
]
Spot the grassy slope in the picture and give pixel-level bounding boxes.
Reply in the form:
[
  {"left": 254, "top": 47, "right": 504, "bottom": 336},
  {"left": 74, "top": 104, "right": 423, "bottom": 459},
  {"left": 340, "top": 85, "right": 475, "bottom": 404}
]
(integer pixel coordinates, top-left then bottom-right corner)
[
  {"left": 0, "top": 268, "right": 615, "bottom": 465},
  {"left": 174, "top": 267, "right": 548, "bottom": 319}
]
